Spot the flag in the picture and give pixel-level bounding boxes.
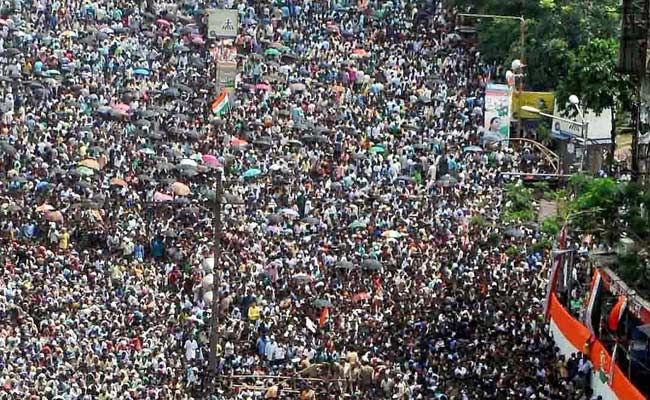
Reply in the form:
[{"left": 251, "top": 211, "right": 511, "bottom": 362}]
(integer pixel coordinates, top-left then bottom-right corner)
[
  {"left": 607, "top": 296, "right": 627, "bottom": 332},
  {"left": 585, "top": 269, "right": 603, "bottom": 335},
  {"left": 318, "top": 307, "right": 329, "bottom": 329},
  {"left": 609, "top": 342, "right": 619, "bottom": 382},
  {"left": 544, "top": 256, "right": 561, "bottom": 320},
  {"left": 210, "top": 91, "right": 230, "bottom": 116}
]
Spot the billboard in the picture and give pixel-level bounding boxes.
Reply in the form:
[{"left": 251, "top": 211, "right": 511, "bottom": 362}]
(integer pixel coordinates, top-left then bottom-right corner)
[
  {"left": 484, "top": 83, "right": 513, "bottom": 140},
  {"left": 206, "top": 9, "right": 239, "bottom": 39},
  {"left": 551, "top": 103, "right": 613, "bottom": 144},
  {"left": 512, "top": 91, "right": 554, "bottom": 120}
]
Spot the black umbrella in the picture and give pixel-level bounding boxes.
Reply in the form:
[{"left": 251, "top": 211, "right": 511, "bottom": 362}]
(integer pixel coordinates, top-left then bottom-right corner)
[
  {"left": 172, "top": 113, "right": 189, "bottom": 121},
  {"left": 267, "top": 211, "right": 287, "bottom": 224},
  {"left": 362, "top": 259, "right": 382, "bottom": 270},
  {"left": 224, "top": 193, "right": 245, "bottom": 205},
  {"left": 336, "top": 260, "right": 355, "bottom": 270},
  {"left": 163, "top": 87, "right": 180, "bottom": 98},
  {"left": 174, "top": 84, "right": 194, "bottom": 94},
  {"left": 504, "top": 227, "right": 525, "bottom": 238},
  {"left": 437, "top": 175, "right": 458, "bottom": 187},
  {"left": 254, "top": 138, "right": 272, "bottom": 148},
  {"left": 3, "top": 48, "right": 20, "bottom": 57},
  {"left": 0, "top": 142, "right": 17, "bottom": 155}
]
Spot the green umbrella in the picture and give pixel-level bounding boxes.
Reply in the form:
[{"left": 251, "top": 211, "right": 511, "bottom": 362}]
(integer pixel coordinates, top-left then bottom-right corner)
[
  {"left": 368, "top": 145, "right": 385, "bottom": 154},
  {"left": 76, "top": 166, "right": 95, "bottom": 176},
  {"left": 348, "top": 220, "right": 367, "bottom": 229},
  {"left": 265, "top": 48, "right": 280, "bottom": 57},
  {"left": 242, "top": 168, "right": 262, "bottom": 178}
]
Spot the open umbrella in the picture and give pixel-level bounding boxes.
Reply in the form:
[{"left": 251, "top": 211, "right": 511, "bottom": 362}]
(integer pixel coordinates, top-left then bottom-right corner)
[
  {"left": 0, "top": 142, "right": 17, "bottom": 155},
  {"left": 302, "top": 217, "right": 320, "bottom": 225},
  {"left": 110, "top": 178, "right": 128, "bottom": 188},
  {"left": 362, "top": 259, "right": 382, "bottom": 270},
  {"left": 156, "top": 19, "right": 171, "bottom": 27},
  {"left": 171, "top": 182, "right": 191, "bottom": 196},
  {"left": 153, "top": 192, "right": 174, "bottom": 202},
  {"left": 504, "top": 227, "right": 525, "bottom": 238},
  {"left": 312, "top": 298, "right": 333, "bottom": 308},
  {"left": 463, "top": 145, "right": 483, "bottom": 153},
  {"left": 242, "top": 168, "right": 262, "bottom": 178},
  {"left": 224, "top": 193, "right": 245, "bottom": 205},
  {"left": 202, "top": 154, "right": 222, "bottom": 167},
  {"left": 348, "top": 220, "right": 366, "bottom": 229},
  {"left": 396, "top": 175, "right": 414, "bottom": 183},
  {"left": 382, "top": 230, "right": 403, "bottom": 239},
  {"left": 267, "top": 214, "right": 283, "bottom": 224},
  {"left": 280, "top": 208, "right": 300, "bottom": 218},
  {"left": 76, "top": 166, "right": 95, "bottom": 177},
  {"left": 292, "top": 273, "right": 313, "bottom": 283},
  {"left": 289, "top": 82, "right": 306, "bottom": 92},
  {"left": 437, "top": 175, "right": 458, "bottom": 187},
  {"left": 336, "top": 260, "right": 355, "bottom": 270},
  {"left": 265, "top": 48, "right": 280, "bottom": 57},
  {"left": 133, "top": 68, "right": 151, "bottom": 76},
  {"left": 230, "top": 138, "right": 249, "bottom": 147},
  {"left": 79, "top": 158, "right": 100, "bottom": 170},
  {"left": 44, "top": 210, "right": 64, "bottom": 223},
  {"left": 36, "top": 204, "right": 55, "bottom": 212},
  {"left": 368, "top": 145, "right": 385, "bottom": 154}
]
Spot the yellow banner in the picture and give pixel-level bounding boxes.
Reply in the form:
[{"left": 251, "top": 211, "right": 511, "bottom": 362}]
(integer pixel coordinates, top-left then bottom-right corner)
[{"left": 512, "top": 91, "right": 554, "bottom": 119}]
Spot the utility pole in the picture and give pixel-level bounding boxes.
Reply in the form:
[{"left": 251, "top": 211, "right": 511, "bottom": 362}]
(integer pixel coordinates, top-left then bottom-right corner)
[
  {"left": 206, "top": 169, "right": 223, "bottom": 399},
  {"left": 457, "top": 13, "right": 526, "bottom": 137}
]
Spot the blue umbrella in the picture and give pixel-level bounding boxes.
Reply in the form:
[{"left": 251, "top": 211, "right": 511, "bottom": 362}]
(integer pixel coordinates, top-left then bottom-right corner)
[
  {"left": 133, "top": 68, "right": 151, "bottom": 76},
  {"left": 242, "top": 168, "right": 262, "bottom": 178}
]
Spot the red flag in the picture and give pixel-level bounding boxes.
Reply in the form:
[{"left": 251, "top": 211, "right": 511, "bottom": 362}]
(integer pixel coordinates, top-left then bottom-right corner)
[
  {"left": 607, "top": 296, "right": 627, "bottom": 332},
  {"left": 319, "top": 307, "right": 329, "bottom": 329}
]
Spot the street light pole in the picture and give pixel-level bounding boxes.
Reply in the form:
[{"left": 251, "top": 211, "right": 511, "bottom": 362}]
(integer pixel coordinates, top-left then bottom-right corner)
[
  {"left": 457, "top": 13, "right": 526, "bottom": 137},
  {"left": 206, "top": 168, "right": 223, "bottom": 399},
  {"left": 522, "top": 105, "right": 589, "bottom": 173}
]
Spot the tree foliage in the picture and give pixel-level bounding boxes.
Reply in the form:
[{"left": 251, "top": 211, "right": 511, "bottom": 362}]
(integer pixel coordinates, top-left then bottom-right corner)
[{"left": 450, "top": 0, "right": 626, "bottom": 91}]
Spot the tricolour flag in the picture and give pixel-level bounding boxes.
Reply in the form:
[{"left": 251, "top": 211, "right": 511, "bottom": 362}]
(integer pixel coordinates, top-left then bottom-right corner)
[
  {"left": 585, "top": 269, "right": 603, "bottom": 334},
  {"left": 607, "top": 296, "right": 627, "bottom": 332},
  {"left": 318, "top": 307, "right": 329, "bottom": 329},
  {"left": 211, "top": 91, "right": 230, "bottom": 116}
]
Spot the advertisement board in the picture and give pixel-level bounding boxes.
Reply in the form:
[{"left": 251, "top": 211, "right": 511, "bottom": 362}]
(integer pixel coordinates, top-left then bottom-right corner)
[
  {"left": 207, "top": 9, "right": 239, "bottom": 39},
  {"left": 484, "top": 83, "right": 513, "bottom": 140},
  {"left": 551, "top": 104, "right": 612, "bottom": 144}
]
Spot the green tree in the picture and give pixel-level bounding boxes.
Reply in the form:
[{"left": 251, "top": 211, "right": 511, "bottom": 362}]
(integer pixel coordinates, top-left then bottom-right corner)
[{"left": 555, "top": 38, "right": 636, "bottom": 170}]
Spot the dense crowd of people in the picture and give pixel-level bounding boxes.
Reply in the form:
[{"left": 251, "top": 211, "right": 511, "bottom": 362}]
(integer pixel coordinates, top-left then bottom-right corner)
[{"left": 0, "top": 0, "right": 601, "bottom": 398}]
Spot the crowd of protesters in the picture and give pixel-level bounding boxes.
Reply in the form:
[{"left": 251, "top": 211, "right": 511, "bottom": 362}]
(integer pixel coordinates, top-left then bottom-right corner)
[{"left": 0, "top": 0, "right": 601, "bottom": 398}]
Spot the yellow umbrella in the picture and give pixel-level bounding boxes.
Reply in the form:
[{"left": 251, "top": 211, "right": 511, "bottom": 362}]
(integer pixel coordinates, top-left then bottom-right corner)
[
  {"left": 79, "top": 158, "right": 100, "bottom": 170},
  {"left": 171, "top": 182, "right": 191, "bottom": 196}
]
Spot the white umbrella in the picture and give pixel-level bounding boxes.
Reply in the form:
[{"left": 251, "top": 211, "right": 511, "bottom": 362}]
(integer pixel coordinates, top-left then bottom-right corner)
[{"left": 180, "top": 158, "right": 198, "bottom": 168}]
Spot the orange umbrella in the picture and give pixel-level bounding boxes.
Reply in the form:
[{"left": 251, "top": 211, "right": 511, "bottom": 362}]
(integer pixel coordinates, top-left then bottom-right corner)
[
  {"left": 79, "top": 158, "right": 100, "bottom": 170},
  {"left": 110, "top": 178, "right": 128, "bottom": 188},
  {"left": 171, "top": 182, "right": 191, "bottom": 196},
  {"left": 36, "top": 204, "right": 55, "bottom": 212},
  {"left": 44, "top": 210, "right": 63, "bottom": 223}
]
